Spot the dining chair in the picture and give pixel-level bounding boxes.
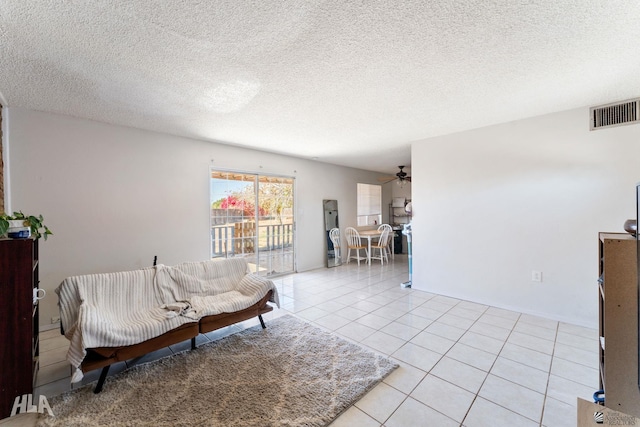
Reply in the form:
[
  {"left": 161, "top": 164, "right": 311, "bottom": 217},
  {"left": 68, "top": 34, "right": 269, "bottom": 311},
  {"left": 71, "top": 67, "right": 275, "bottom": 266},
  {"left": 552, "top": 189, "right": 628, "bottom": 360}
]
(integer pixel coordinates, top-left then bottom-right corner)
[
  {"left": 370, "top": 226, "right": 391, "bottom": 264},
  {"left": 329, "top": 228, "right": 341, "bottom": 265},
  {"left": 377, "top": 224, "right": 393, "bottom": 259},
  {"left": 345, "top": 227, "right": 368, "bottom": 265}
]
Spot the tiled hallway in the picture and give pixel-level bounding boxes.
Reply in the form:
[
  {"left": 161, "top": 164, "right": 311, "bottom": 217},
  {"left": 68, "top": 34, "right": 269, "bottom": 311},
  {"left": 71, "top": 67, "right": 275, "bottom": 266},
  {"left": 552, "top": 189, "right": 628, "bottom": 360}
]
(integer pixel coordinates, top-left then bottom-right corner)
[{"left": 35, "top": 255, "right": 597, "bottom": 426}]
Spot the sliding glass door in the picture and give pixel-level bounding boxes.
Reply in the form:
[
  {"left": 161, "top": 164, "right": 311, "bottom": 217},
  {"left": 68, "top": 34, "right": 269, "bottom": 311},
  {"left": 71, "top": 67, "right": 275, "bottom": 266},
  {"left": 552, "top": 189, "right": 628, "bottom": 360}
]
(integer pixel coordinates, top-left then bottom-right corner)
[{"left": 210, "top": 170, "right": 295, "bottom": 276}]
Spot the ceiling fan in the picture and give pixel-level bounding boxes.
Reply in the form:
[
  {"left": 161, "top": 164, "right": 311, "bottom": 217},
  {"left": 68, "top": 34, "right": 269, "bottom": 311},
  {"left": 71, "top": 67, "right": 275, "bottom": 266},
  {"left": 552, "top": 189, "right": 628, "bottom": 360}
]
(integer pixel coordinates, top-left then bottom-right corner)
[{"left": 378, "top": 166, "right": 412, "bottom": 185}]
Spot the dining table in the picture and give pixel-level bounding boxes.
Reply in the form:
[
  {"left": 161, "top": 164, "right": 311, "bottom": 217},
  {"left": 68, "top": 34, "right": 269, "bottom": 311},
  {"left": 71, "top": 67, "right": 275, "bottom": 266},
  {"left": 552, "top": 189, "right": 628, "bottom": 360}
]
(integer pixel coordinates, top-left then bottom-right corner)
[{"left": 357, "top": 228, "right": 395, "bottom": 265}]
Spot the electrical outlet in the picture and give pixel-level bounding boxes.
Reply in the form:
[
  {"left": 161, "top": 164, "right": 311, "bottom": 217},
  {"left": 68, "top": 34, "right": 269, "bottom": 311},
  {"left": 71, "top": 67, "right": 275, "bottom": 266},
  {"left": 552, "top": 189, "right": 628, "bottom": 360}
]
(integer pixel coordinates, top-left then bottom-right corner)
[
  {"left": 51, "top": 316, "right": 60, "bottom": 324},
  {"left": 531, "top": 270, "right": 543, "bottom": 282}
]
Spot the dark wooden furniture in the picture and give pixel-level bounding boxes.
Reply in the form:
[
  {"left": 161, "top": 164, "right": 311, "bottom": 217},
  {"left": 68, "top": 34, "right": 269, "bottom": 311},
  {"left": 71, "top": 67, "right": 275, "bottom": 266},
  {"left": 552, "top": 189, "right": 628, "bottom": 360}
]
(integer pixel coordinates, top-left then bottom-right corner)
[
  {"left": 598, "top": 233, "right": 640, "bottom": 417},
  {"left": 0, "top": 238, "right": 39, "bottom": 419}
]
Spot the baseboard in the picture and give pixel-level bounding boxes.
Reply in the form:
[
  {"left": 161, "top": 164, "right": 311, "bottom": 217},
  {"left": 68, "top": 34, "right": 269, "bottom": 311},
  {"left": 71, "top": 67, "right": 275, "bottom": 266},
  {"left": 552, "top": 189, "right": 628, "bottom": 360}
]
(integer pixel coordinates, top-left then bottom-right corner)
[{"left": 40, "top": 322, "right": 60, "bottom": 332}]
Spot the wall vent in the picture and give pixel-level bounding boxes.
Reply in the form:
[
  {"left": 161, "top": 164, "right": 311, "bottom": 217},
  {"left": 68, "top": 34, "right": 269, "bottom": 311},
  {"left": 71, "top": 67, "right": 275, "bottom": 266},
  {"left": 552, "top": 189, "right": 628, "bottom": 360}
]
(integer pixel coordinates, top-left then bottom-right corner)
[{"left": 590, "top": 99, "right": 640, "bottom": 130}]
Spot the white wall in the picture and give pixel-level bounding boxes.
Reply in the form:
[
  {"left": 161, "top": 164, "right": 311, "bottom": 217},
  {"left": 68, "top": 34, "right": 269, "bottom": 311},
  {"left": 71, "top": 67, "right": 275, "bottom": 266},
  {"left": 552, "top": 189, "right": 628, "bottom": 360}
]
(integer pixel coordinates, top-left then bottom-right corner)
[
  {"left": 5, "top": 107, "right": 380, "bottom": 327},
  {"left": 411, "top": 107, "right": 640, "bottom": 327}
]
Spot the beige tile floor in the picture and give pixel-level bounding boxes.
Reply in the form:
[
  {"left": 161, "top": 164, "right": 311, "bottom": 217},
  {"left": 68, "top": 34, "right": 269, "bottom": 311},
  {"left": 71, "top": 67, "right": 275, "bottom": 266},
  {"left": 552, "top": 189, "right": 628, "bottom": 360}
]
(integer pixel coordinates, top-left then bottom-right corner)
[{"left": 34, "top": 255, "right": 598, "bottom": 426}]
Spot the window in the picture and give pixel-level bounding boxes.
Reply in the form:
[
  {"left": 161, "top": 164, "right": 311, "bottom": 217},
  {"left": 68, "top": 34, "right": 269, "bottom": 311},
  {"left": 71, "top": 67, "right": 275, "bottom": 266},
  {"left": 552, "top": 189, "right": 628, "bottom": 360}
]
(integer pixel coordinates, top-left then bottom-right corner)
[{"left": 357, "top": 183, "right": 382, "bottom": 226}]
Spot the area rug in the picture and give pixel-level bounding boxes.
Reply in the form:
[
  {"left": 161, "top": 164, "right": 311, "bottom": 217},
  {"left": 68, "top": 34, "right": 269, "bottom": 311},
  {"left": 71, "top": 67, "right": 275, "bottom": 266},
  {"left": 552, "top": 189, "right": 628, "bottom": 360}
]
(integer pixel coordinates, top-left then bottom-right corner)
[{"left": 37, "top": 314, "right": 398, "bottom": 427}]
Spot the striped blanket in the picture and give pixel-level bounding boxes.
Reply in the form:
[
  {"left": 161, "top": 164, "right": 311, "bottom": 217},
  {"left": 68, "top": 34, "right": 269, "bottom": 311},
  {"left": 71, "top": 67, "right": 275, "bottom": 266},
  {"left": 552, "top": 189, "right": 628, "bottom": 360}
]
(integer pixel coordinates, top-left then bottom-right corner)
[{"left": 56, "top": 258, "right": 279, "bottom": 382}]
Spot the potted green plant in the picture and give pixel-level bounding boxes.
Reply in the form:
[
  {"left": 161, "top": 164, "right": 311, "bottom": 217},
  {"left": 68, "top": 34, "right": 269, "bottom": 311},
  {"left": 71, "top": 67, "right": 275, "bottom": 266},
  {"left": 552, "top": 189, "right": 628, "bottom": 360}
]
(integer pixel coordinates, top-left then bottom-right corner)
[{"left": 0, "top": 211, "right": 53, "bottom": 240}]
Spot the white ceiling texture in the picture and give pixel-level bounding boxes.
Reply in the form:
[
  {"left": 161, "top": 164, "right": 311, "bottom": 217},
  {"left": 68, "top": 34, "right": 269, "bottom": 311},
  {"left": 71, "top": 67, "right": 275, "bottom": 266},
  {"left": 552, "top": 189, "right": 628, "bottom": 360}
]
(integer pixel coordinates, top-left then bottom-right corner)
[{"left": 2, "top": 1, "right": 640, "bottom": 174}]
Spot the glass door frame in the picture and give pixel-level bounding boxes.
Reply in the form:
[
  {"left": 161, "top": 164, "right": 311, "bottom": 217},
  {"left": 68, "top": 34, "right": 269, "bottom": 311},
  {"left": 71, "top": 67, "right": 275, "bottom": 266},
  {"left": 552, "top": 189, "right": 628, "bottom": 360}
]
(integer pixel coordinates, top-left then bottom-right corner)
[{"left": 210, "top": 168, "right": 296, "bottom": 276}]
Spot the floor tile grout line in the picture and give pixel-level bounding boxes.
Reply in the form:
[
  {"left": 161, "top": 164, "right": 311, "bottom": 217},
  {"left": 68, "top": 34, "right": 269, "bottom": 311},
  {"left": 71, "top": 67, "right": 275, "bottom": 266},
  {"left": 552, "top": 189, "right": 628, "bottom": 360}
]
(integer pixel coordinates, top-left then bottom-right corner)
[
  {"left": 381, "top": 300, "right": 553, "bottom": 426},
  {"left": 538, "top": 320, "right": 561, "bottom": 426},
  {"left": 389, "top": 300, "right": 486, "bottom": 425},
  {"left": 458, "top": 311, "right": 550, "bottom": 426}
]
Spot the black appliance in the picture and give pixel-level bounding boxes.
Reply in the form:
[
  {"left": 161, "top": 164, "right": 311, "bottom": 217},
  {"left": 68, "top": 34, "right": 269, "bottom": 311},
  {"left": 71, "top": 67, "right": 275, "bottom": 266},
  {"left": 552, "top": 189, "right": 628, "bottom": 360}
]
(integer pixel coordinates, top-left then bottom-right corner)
[{"left": 392, "top": 226, "right": 403, "bottom": 254}]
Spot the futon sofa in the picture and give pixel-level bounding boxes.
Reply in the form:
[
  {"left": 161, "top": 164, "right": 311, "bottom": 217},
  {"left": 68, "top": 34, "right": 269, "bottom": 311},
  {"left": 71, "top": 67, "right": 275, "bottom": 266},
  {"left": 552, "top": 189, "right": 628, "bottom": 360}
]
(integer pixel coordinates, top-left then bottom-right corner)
[{"left": 56, "top": 257, "right": 279, "bottom": 393}]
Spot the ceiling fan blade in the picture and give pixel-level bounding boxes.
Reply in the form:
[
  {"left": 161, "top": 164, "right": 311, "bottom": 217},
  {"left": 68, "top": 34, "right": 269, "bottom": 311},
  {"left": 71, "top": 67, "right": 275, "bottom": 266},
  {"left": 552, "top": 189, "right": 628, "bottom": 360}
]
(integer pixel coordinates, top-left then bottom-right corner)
[
  {"left": 377, "top": 176, "right": 397, "bottom": 183},
  {"left": 406, "top": 176, "right": 411, "bottom": 182}
]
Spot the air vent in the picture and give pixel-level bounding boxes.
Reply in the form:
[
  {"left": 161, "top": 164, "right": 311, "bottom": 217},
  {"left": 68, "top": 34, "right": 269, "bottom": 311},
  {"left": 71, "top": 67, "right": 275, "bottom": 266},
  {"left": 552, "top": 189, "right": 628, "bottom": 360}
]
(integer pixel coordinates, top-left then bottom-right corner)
[{"left": 590, "top": 99, "right": 640, "bottom": 130}]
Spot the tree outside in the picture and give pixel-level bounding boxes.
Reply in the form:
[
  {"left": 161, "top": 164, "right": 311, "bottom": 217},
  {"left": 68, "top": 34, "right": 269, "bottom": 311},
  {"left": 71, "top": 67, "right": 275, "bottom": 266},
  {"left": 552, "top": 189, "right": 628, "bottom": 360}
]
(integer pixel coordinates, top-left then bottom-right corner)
[{"left": 211, "top": 181, "right": 293, "bottom": 224}]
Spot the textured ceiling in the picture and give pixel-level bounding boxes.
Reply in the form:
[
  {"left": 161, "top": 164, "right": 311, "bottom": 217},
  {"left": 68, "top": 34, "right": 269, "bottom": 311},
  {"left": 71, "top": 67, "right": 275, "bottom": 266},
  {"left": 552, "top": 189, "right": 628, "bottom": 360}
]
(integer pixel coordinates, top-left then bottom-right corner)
[{"left": 2, "top": 1, "right": 640, "bottom": 174}]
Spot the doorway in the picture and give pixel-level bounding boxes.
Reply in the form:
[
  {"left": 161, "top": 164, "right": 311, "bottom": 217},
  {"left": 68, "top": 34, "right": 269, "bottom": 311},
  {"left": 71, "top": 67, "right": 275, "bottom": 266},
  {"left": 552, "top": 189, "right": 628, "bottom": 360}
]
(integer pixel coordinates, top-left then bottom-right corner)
[{"left": 210, "top": 170, "right": 295, "bottom": 276}]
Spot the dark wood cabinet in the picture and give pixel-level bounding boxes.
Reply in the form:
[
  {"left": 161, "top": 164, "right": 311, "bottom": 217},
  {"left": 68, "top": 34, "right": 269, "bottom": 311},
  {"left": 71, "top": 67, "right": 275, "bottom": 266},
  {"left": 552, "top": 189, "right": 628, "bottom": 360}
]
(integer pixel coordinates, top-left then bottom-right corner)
[
  {"left": 0, "top": 238, "right": 39, "bottom": 419},
  {"left": 598, "top": 233, "right": 640, "bottom": 417}
]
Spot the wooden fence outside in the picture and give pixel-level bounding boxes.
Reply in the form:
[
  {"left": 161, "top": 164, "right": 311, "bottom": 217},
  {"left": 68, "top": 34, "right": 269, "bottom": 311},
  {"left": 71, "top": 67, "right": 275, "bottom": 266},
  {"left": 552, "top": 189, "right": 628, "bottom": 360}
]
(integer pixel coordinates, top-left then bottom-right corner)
[{"left": 211, "top": 222, "right": 293, "bottom": 257}]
